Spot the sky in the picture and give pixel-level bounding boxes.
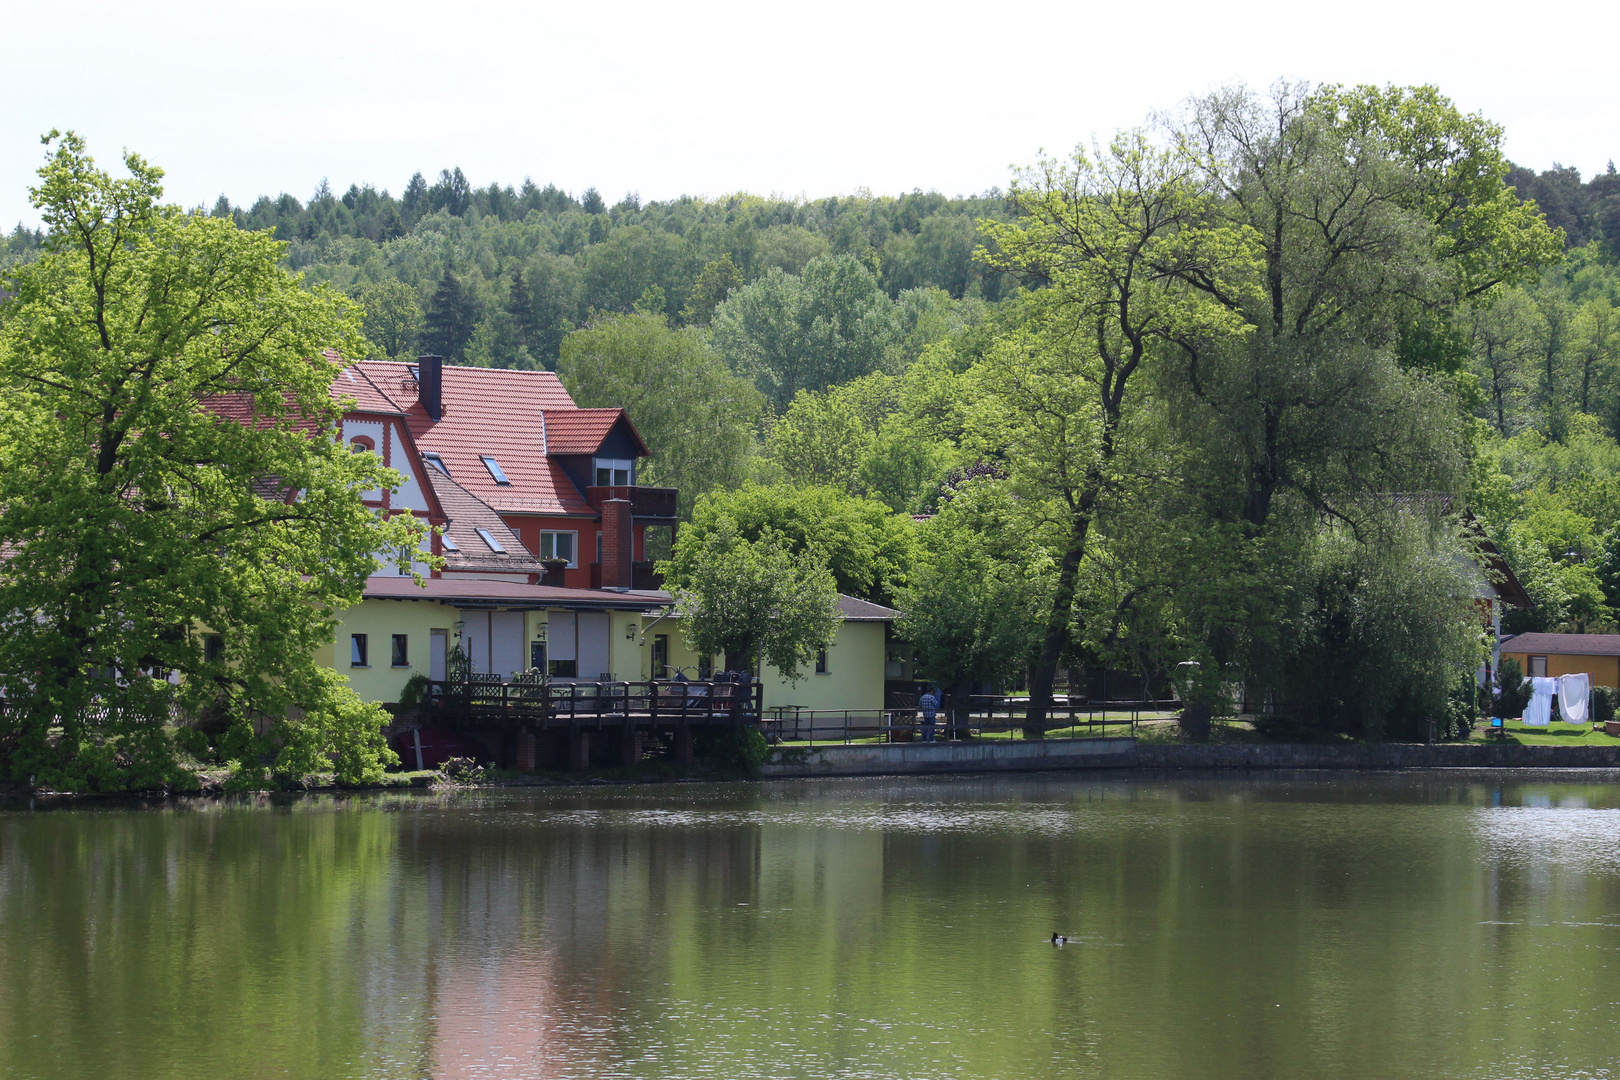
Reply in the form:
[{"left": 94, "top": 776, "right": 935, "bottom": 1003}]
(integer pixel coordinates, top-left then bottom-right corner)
[{"left": 4, "top": 0, "right": 1617, "bottom": 229}]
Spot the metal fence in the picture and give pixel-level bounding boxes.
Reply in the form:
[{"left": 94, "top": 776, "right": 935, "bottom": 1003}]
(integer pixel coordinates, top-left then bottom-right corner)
[{"left": 765, "top": 697, "right": 1183, "bottom": 744}]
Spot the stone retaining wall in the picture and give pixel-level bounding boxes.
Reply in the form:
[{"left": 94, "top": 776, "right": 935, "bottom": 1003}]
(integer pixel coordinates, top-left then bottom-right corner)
[
  {"left": 1132, "top": 742, "right": 1620, "bottom": 769},
  {"left": 760, "top": 737, "right": 1620, "bottom": 778}
]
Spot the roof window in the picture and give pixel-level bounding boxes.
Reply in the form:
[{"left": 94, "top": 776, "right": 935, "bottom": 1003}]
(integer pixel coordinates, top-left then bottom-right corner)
[
  {"left": 475, "top": 527, "right": 506, "bottom": 554},
  {"left": 421, "top": 451, "right": 450, "bottom": 476},
  {"left": 480, "top": 455, "right": 511, "bottom": 484},
  {"left": 440, "top": 528, "right": 460, "bottom": 552}
]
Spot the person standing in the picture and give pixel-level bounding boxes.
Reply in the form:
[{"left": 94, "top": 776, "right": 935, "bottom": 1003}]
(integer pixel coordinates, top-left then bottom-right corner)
[{"left": 919, "top": 683, "right": 942, "bottom": 743}]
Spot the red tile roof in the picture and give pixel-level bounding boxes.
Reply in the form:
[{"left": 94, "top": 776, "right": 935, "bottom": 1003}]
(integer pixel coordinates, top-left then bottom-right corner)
[
  {"left": 330, "top": 359, "right": 406, "bottom": 415},
  {"left": 543, "top": 408, "right": 650, "bottom": 456},
  {"left": 350, "top": 360, "right": 601, "bottom": 517}
]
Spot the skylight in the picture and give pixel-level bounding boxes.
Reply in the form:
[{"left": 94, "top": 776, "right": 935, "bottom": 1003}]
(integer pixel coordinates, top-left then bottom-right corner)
[
  {"left": 475, "top": 527, "right": 506, "bottom": 554},
  {"left": 480, "top": 455, "right": 511, "bottom": 485},
  {"left": 421, "top": 451, "right": 450, "bottom": 476},
  {"left": 440, "top": 528, "right": 460, "bottom": 552}
]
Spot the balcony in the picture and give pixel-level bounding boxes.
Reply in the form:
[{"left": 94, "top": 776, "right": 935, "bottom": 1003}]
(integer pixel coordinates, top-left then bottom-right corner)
[
  {"left": 584, "top": 485, "right": 678, "bottom": 520},
  {"left": 589, "top": 561, "right": 665, "bottom": 591}
]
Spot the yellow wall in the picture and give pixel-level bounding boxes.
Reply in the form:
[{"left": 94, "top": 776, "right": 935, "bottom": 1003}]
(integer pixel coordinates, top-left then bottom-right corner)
[
  {"left": 334, "top": 598, "right": 456, "bottom": 703},
  {"left": 646, "top": 618, "right": 888, "bottom": 714},
  {"left": 1502, "top": 652, "right": 1619, "bottom": 689}
]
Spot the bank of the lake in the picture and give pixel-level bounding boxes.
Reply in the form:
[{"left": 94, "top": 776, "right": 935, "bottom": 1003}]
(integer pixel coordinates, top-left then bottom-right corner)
[{"left": 760, "top": 735, "right": 1620, "bottom": 777}]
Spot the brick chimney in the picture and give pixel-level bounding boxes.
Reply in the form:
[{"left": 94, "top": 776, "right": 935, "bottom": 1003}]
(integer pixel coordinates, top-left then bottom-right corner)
[
  {"left": 416, "top": 354, "right": 442, "bottom": 421},
  {"left": 601, "top": 498, "right": 633, "bottom": 591}
]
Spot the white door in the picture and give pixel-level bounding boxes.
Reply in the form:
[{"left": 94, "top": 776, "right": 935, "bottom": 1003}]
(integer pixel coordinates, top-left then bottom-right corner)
[
  {"left": 430, "top": 629, "right": 448, "bottom": 681},
  {"left": 578, "top": 612, "right": 611, "bottom": 681}
]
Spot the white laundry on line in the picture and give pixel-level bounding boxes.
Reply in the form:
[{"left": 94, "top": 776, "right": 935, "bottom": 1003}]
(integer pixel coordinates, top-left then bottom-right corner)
[
  {"left": 1558, "top": 672, "right": 1592, "bottom": 724},
  {"left": 1523, "top": 676, "right": 1558, "bottom": 726}
]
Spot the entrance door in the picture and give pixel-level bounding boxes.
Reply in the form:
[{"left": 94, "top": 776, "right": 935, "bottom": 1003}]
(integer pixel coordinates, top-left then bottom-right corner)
[{"left": 430, "top": 629, "right": 448, "bottom": 682}]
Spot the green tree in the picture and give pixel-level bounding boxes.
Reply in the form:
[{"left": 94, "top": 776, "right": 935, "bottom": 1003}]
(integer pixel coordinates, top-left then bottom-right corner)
[
  {"left": 667, "top": 484, "right": 917, "bottom": 605},
  {"left": 0, "top": 132, "right": 418, "bottom": 790},
  {"left": 421, "top": 263, "right": 480, "bottom": 360},
  {"left": 661, "top": 519, "right": 841, "bottom": 679},
  {"left": 359, "top": 279, "right": 422, "bottom": 358},
  {"left": 976, "top": 132, "right": 1258, "bottom": 733},
  {"left": 711, "top": 254, "right": 900, "bottom": 411},
  {"left": 899, "top": 511, "right": 1046, "bottom": 710},
  {"left": 681, "top": 254, "right": 744, "bottom": 325},
  {"left": 558, "top": 312, "right": 765, "bottom": 515}
]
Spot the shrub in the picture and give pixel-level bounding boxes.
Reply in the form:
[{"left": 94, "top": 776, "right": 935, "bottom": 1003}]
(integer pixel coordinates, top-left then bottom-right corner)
[{"left": 1593, "top": 685, "right": 1616, "bottom": 726}]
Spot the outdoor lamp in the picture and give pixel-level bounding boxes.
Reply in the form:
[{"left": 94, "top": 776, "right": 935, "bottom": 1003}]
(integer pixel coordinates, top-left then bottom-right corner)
[
  {"left": 453, "top": 619, "right": 465, "bottom": 640},
  {"left": 626, "top": 621, "right": 638, "bottom": 640}
]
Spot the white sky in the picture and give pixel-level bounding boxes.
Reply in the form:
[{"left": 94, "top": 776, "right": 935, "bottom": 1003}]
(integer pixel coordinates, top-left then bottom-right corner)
[{"left": 4, "top": 0, "right": 1616, "bottom": 228}]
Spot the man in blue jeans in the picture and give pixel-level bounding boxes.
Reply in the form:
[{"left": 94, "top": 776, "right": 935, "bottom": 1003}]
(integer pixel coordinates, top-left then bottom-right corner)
[{"left": 918, "top": 683, "right": 942, "bottom": 742}]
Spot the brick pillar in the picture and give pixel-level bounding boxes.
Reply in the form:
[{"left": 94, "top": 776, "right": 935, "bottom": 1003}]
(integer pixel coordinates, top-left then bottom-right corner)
[
  {"left": 515, "top": 731, "right": 537, "bottom": 771},
  {"left": 601, "top": 498, "right": 633, "bottom": 590},
  {"left": 674, "top": 725, "right": 694, "bottom": 766},
  {"left": 619, "top": 727, "right": 644, "bottom": 767},
  {"left": 567, "top": 728, "right": 590, "bottom": 772}
]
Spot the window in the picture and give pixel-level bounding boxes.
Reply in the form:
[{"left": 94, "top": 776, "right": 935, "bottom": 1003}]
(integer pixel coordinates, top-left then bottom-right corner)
[
  {"left": 548, "top": 658, "right": 578, "bottom": 678},
  {"left": 351, "top": 634, "right": 369, "bottom": 667},
  {"left": 440, "top": 527, "right": 460, "bottom": 552},
  {"left": 475, "top": 527, "right": 506, "bottom": 554},
  {"left": 594, "top": 456, "right": 633, "bottom": 486},
  {"left": 204, "top": 633, "right": 224, "bottom": 663},
  {"left": 391, "top": 634, "right": 409, "bottom": 667},
  {"left": 479, "top": 455, "right": 511, "bottom": 485},
  {"left": 815, "top": 648, "right": 828, "bottom": 674},
  {"left": 1530, "top": 655, "right": 1548, "bottom": 678},
  {"left": 653, "top": 634, "right": 669, "bottom": 679},
  {"left": 596, "top": 533, "right": 602, "bottom": 564},
  {"left": 350, "top": 436, "right": 375, "bottom": 454},
  {"left": 421, "top": 451, "right": 450, "bottom": 476},
  {"left": 539, "top": 531, "right": 576, "bottom": 566}
]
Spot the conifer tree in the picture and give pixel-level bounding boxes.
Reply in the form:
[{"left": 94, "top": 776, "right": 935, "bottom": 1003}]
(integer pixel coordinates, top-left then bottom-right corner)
[{"left": 422, "top": 264, "right": 480, "bottom": 360}]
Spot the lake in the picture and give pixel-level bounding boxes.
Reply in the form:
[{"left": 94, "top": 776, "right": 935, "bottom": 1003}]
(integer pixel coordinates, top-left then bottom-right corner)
[{"left": 2, "top": 773, "right": 1619, "bottom": 1079}]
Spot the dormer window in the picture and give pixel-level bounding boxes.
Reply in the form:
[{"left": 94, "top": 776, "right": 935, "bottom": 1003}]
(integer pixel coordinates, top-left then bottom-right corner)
[
  {"left": 422, "top": 451, "right": 449, "bottom": 476},
  {"left": 475, "top": 527, "right": 506, "bottom": 554},
  {"left": 594, "top": 456, "right": 633, "bottom": 486},
  {"left": 480, "top": 455, "right": 511, "bottom": 485}
]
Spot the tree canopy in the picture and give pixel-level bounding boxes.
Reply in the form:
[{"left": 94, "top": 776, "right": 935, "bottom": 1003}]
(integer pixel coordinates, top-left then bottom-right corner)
[{"left": 0, "top": 133, "right": 417, "bottom": 790}]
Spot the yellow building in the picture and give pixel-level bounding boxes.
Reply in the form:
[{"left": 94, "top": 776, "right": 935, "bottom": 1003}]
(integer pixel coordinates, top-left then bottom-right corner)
[
  {"left": 1499, "top": 633, "right": 1620, "bottom": 689},
  {"left": 638, "top": 595, "right": 899, "bottom": 719}
]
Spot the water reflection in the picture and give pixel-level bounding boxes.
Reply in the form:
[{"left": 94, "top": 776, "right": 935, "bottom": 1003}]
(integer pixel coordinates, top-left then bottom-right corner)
[{"left": 2, "top": 775, "right": 1619, "bottom": 1079}]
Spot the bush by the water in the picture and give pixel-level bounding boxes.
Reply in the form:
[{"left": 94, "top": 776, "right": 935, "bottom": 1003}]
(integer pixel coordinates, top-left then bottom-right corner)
[{"left": 697, "top": 726, "right": 769, "bottom": 776}]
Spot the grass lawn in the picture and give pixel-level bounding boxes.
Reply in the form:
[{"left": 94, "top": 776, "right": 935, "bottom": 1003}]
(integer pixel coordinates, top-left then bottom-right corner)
[{"left": 1465, "top": 719, "right": 1620, "bottom": 746}]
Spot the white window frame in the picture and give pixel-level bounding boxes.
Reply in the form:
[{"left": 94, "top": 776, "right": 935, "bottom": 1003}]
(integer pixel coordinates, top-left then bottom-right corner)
[
  {"left": 593, "top": 456, "right": 634, "bottom": 486},
  {"left": 539, "top": 530, "right": 578, "bottom": 567},
  {"left": 475, "top": 527, "right": 506, "bottom": 554}
]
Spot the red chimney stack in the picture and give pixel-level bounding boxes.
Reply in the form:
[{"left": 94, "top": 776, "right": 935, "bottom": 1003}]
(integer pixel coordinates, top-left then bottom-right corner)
[{"left": 601, "top": 498, "right": 633, "bottom": 591}]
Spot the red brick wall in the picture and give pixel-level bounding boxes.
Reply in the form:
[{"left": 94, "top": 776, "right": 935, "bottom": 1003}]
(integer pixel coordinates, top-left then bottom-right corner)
[{"left": 601, "top": 499, "right": 632, "bottom": 589}]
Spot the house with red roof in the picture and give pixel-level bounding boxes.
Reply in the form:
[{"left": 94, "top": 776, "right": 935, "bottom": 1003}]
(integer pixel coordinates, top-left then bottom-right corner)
[
  {"left": 328, "top": 355, "right": 682, "bottom": 703},
  {"left": 320, "top": 354, "right": 899, "bottom": 738}
]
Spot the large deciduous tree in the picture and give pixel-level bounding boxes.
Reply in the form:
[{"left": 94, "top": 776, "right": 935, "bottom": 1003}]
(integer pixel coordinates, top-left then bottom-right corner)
[
  {"left": 977, "top": 132, "right": 1258, "bottom": 734},
  {"left": 0, "top": 133, "right": 419, "bottom": 790}
]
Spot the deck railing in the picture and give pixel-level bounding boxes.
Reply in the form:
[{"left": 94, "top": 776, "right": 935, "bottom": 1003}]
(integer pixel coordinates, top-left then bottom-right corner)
[
  {"left": 428, "top": 676, "right": 763, "bottom": 727},
  {"left": 764, "top": 696, "right": 1184, "bottom": 744}
]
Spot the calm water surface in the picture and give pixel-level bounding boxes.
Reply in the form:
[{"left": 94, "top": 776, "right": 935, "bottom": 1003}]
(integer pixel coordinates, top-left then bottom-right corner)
[{"left": 3, "top": 773, "right": 1620, "bottom": 1080}]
